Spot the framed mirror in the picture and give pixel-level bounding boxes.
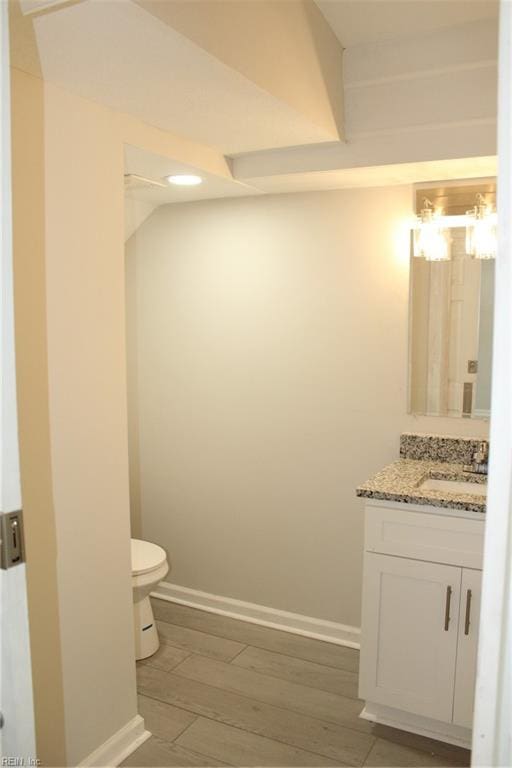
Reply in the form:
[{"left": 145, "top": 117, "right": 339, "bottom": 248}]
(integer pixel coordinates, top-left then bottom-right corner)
[{"left": 408, "top": 227, "right": 494, "bottom": 419}]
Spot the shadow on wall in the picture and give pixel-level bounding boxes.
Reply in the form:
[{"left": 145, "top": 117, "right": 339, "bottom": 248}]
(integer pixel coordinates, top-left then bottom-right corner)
[{"left": 125, "top": 217, "right": 144, "bottom": 540}]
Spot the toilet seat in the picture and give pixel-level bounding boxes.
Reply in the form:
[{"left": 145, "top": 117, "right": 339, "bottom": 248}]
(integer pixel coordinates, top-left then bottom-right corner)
[{"left": 131, "top": 538, "right": 167, "bottom": 576}]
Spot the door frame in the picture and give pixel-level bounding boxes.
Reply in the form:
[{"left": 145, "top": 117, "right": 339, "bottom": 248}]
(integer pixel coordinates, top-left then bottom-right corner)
[
  {"left": 0, "top": 0, "right": 37, "bottom": 759},
  {"left": 472, "top": 1, "right": 512, "bottom": 764}
]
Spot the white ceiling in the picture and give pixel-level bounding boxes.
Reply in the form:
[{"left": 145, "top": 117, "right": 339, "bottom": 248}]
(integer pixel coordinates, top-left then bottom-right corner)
[
  {"left": 237, "top": 156, "right": 498, "bottom": 195},
  {"left": 15, "top": 0, "right": 497, "bottom": 216},
  {"left": 124, "top": 145, "right": 259, "bottom": 204},
  {"left": 125, "top": 146, "right": 497, "bottom": 205},
  {"left": 315, "top": 0, "right": 499, "bottom": 48},
  {"left": 27, "top": 0, "right": 334, "bottom": 154}
]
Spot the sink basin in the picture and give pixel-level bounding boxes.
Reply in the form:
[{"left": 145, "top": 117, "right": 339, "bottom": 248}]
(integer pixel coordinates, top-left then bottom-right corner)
[{"left": 420, "top": 478, "right": 487, "bottom": 497}]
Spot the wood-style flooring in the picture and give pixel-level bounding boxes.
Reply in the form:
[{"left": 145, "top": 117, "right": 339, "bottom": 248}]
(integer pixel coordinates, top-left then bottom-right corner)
[{"left": 122, "top": 599, "right": 471, "bottom": 767}]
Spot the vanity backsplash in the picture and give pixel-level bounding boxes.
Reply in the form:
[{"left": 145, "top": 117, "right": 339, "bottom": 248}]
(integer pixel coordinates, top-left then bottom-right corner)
[{"left": 400, "top": 432, "right": 489, "bottom": 464}]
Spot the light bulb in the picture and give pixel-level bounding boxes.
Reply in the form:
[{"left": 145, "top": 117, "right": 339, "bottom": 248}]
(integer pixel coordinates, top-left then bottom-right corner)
[
  {"left": 465, "top": 195, "right": 497, "bottom": 260},
  {"left": 166, "top": 174, "right": 203, "bottom": 186},
  {"left": 413, "top": 199, "right": 450, "bottom": 261}
]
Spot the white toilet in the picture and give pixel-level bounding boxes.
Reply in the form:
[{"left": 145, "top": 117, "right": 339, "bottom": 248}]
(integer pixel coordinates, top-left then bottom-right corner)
[{"left": 131, "top": 538, "right": 169, "bottom": 660}]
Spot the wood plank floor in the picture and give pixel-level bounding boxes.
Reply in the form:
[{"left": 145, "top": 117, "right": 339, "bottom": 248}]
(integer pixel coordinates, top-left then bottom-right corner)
[{"left": 123, "top": 599, "right": 471, "bottom": 768}]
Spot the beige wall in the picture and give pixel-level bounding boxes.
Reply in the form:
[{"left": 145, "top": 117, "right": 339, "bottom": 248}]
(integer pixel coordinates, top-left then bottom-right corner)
[
  {"left": 43, "top": 82, "right": 137, "bottom": 765},
  {"left": 11, "top": 64, "right": 235, "bottom": 765},
  {"left": 11, "top": 67, "right": 67, "bottom": 767},
  {"left": 12, "top": 68, "right": 136, "bottom": 766},
  {"left": 126, "top": 188, "right": 489, "bottom": 629}
]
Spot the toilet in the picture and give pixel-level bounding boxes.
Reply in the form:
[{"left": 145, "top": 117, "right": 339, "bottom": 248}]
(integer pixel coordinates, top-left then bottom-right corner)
[{"left": 131, "top": 538, "right": 169, "bottom": 660}]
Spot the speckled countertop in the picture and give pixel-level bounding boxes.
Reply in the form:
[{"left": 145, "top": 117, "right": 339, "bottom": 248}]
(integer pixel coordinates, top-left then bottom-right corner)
[{"left": 357, "top": 458, "right": 487, "bottom": 513}]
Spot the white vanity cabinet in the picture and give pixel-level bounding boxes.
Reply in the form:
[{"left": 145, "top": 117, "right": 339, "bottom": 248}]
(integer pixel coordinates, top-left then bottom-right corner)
[{"left": 359, "top": 499, "right": 484, "bottom": 747}]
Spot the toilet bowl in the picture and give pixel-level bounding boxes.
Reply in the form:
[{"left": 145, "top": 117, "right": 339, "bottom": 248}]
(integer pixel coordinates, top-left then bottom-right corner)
[{"left": 131, "top": 538, "right": 169, "bottom": 660}]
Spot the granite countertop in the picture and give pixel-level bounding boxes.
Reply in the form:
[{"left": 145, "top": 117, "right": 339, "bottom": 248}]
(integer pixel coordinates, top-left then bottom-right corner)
[{"left": 357, "top": 458, "right": 487, "bottom": 514}]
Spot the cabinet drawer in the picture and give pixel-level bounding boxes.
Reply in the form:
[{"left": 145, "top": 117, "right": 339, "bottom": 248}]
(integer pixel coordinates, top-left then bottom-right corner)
[{"left": 365, "top": 505, "right": 484, "bottom": 568}]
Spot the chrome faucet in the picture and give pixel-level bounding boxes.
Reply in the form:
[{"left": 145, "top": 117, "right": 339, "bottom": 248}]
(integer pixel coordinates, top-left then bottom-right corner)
[{"left": 463, "top": 441, "right": 489, "bottom": 475}]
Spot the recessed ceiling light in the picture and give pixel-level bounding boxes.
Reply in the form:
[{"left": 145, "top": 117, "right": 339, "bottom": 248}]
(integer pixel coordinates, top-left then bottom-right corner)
[{"left": 166, "top": 174, "right": 203, "bottom": 186}]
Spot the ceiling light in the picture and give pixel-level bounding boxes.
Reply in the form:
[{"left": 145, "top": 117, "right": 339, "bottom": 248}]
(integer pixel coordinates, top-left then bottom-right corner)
[
  {"left": 465, "top": 193, "right": 497, "bottom": 260},
  {"left": 413, "top": 198, "right": 450, "bottom": 262},
  {"left": 166, "top": 174, "right": 203, "bottom": 186}
]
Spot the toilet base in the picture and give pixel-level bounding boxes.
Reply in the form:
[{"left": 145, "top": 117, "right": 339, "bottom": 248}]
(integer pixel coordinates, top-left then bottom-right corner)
[{"left": 133, "top": 595, "right": 159, "bottom": 660}]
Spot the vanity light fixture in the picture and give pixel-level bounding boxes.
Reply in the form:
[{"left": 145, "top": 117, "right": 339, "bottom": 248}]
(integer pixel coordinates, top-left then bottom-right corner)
[
  {"left": 413, "top": 198, "right": 450, "bottom": 262},
  {"left": 465, "top": 193, "right": 497, "bottom": 260},
  {"left": 166, "top": 174, "right": 203, "bottom": 186}
]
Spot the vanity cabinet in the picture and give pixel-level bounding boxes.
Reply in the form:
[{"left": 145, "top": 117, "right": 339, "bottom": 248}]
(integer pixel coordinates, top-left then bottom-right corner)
[{"left": 359, "top": 500, "right": 484, "bottom": 746}]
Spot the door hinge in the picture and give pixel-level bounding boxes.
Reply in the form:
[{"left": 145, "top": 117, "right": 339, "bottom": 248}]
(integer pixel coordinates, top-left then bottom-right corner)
[{"left": 0, "top": 510, "right": 26, "bottom": 569}]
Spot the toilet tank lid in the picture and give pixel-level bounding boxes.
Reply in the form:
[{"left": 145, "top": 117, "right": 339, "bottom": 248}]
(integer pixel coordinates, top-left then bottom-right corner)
[{"left": 131, "top": 538, "right": 167, "bottom": 575}]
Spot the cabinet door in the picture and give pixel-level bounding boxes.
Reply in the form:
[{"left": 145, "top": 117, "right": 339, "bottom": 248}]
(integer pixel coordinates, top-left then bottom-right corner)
[
  {"left": 359, "top": 553, "right": 461, "bottom": 722},
  {"left": 453, "top": 568, "right": 482, "bottom": 728}
]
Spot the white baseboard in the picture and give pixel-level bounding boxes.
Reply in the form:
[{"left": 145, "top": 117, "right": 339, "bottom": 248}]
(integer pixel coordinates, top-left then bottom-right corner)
[
  {"left": 78, "top": 714, "right": 150, "bottom": 767},
  {"left": 152, "top": 581, "right": 360, "bottom": 649},
  {"left": 360, "top": 703, "right": 472, "bottom": 749}
]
